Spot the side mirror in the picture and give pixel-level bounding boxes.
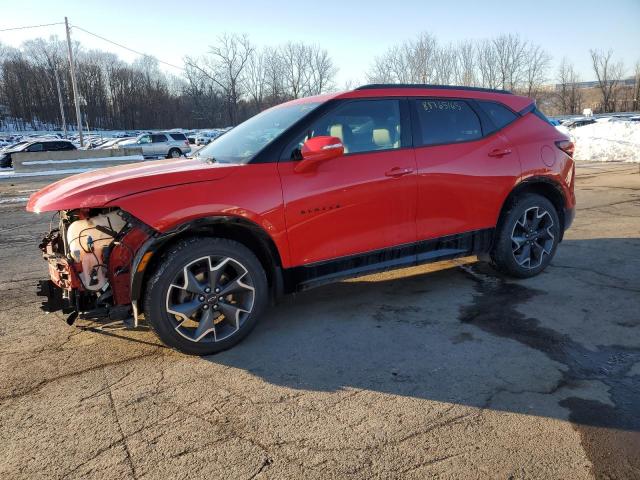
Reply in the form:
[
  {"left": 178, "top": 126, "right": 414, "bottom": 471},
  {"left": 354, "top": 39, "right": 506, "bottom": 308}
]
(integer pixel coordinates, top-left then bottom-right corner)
[{"left": 294, "top": 136, "right": 344, "bottom": 173}]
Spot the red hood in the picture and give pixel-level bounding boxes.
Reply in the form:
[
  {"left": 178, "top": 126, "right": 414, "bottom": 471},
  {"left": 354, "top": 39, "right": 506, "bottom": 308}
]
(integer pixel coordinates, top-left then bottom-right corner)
[{"left": 27, "top": 158, "right": 238, "bottom": 213}]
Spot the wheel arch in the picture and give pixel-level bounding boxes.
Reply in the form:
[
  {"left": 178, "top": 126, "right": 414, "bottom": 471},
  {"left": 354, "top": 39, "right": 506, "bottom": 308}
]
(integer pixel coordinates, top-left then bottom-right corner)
[
  {"left": 497, "top": 177, "right": 567, "bottom": 242},
  {"left": 131, "top": 216, "right": 284, "bottom": 311}
]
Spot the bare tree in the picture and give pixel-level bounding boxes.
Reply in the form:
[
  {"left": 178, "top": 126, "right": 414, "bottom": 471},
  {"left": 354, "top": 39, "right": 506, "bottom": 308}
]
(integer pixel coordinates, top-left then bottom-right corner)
[
  {"left": 367, "top": 47, "right": 404, "bottom": 83},
  {"left": 590, "top": 49, "right": 625, "bottom": 112},
  {"left": 366, "top": 32, "right": 439, "bottom": 84},
  {"left": 434, "top": 43, "right": 457, "bottom": 85},
  {"left": 280, "top": 42, "right": 311, "bottom": 99},
  {"left": 407, "top": 33, "right": 439, "bottom": 83},
  {"left": 307, "top": 46, "right": 336, "bottom": 95},
  {"left": 185, "top": 33, "right": 254, "bottom": 125},
  {"left": 523, "top": 44, "right": 551, "bottom": 100},
  {"left": 492, "top": 34, "right": 528, "bottom": 90},
  {"left": 456, "top": 41, "right": 476, "bottom": 86},
  {"left": 476, "top": 39, "right": 500, "bottom": 89},
  {"left": 244, "top": 48, "right": 267, "bottom": 110},
  {"left": 263, "top": 46, "right": 285, "bottom": 104},
  {"left": 556, "top": 57, "right": 582, "bottom": 115}
]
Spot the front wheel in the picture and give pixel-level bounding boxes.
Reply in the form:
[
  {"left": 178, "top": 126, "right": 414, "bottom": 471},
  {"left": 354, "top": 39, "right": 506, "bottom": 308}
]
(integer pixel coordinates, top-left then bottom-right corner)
[
  {"left": 144, "top": 237, "right": 268, "bottom": 355},
  {"left": 491, "top": 193, "right": 560, "bottom": 278}
]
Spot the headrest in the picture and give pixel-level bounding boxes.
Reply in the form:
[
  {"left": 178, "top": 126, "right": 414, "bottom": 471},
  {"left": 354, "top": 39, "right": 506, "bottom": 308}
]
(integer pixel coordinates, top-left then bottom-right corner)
[
  {"left": 329, "top": 124, "right": 344, "bottom": 141},
  {"left": 372, "top": 128, "right": 391, "bottom": 147}
]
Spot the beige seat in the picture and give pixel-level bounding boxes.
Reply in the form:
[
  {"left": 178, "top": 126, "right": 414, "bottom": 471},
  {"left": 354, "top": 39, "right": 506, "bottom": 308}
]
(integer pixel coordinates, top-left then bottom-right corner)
[
  {"left": 329, "top": 124, "right": 349, "bottom": 153},
  {"left": 372, "top": 128, "right": 392, "bottom": 149}
]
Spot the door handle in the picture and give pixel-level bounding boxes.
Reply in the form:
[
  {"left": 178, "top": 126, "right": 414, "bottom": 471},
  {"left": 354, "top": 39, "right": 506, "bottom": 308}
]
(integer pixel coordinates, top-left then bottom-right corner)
[
  {"left": 488, "top": 148, "right": 512, "bottom": 158},
  {"left": 385, "top": 167, "right": 414, "bottom": 178}
]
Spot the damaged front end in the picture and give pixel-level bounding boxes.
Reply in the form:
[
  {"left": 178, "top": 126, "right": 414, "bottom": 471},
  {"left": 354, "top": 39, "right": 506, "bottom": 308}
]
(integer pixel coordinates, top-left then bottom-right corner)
[{"left": 37, "top": 208, "right": 153, "bottom": 327}]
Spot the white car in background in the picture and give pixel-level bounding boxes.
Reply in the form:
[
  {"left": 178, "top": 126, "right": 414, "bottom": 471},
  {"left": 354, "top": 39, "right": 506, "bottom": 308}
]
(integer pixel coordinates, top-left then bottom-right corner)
[{"left": 195, "top": 130, "right": 222, "bottom": 146}]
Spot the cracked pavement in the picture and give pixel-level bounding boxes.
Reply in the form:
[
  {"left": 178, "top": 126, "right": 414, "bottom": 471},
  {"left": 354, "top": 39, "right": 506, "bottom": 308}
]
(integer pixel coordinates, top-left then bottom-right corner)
[{"left": 0, "top": 162, "right": 638, "bottom": 479}]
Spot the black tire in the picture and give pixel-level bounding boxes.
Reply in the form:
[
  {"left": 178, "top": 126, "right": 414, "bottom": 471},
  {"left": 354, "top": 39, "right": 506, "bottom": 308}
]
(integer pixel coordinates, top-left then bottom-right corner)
[
  {"left": 167, "top": 148, "right": 182, "bottom": 159},
  {"left": 491, "top": 193, "right": 560, "bottom": 278},
  {"left": 144, "top": 237, "right": 268, "bottom": 355}
]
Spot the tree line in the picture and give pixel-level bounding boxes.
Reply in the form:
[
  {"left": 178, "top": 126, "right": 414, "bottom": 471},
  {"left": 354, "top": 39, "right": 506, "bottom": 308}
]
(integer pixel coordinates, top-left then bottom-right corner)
[
  {"left": 0, "top": 32, "right": 637, "bottom": 132},
  {"left": 0, "top": 34, "right": 337, "bottom": 131},
  {"left": 368, "top": 33, "right": 639, "bottom": 115}
]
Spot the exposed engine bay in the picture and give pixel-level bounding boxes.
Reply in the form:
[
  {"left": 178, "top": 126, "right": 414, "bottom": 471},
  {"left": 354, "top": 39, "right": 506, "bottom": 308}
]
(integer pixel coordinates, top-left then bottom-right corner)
[{"left": 37, "top": 208, "right": 152, "bottom": 326}]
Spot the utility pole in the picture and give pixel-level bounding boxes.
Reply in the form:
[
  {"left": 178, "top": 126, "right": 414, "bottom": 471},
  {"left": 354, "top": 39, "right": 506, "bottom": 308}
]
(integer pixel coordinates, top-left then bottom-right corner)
[
  {"left": 54, "top": 68, "right": 67, "bottom": 138},
  {"left": 64, "top": 17, "right": 83, "bottom": 147}
]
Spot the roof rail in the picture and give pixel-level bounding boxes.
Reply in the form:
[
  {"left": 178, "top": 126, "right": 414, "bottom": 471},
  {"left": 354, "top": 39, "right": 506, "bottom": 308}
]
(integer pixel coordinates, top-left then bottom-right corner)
[{"left": 355, "top": 84, "right": 512, "bottom": 95}]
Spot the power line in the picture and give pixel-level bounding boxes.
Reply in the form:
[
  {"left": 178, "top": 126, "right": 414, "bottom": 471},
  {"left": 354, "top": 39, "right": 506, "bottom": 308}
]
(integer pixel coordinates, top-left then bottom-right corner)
[
  {"left": 0, "top": 22, "right": 64, "bottom": 33},
  {"left": 71, "top": 24, "right": 185, "bottom": 71}
]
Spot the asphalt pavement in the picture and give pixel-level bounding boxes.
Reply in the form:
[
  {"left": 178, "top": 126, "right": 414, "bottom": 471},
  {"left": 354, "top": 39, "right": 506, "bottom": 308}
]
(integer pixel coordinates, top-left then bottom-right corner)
[{"left": 0, "top": 162, "right": 638, "bottom": 479}]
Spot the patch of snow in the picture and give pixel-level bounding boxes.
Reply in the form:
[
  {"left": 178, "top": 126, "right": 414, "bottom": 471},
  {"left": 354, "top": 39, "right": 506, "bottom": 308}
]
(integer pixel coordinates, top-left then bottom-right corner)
[
  {"left": 0, "top": 168, "right": 95, "bottom": 179},
  {"left": 21, "top": 155, "right": 144, "bottom": 166},
  {"left": 573, "top": 121, "right": 640, "bottom": 163},
  {"left": 0, "top": 196, "right": 30, "bottom": 204}
]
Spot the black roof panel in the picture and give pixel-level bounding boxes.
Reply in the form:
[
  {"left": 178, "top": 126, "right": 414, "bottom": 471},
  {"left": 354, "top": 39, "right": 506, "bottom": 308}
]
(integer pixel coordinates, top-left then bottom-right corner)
[{"left": 355, "top": 84, "right": 512, "bottom": 95}]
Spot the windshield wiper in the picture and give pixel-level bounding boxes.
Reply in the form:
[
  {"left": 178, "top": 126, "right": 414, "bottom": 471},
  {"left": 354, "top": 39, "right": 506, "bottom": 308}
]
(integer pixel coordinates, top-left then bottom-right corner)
[{"left": 195, "top": 151, "right": 216, "bottom": 163}]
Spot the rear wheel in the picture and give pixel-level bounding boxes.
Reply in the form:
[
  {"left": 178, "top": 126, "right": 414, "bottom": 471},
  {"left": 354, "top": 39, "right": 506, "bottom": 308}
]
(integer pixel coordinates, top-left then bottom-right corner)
[
  {"left": 167, "top": 148, "right": 181, "bottom": 158},
  {"left": 491, "top": 194, "right": 560, "bottom": 278},
  {"left": 144, "top": 237, "right": 268, "bottom": 355}
]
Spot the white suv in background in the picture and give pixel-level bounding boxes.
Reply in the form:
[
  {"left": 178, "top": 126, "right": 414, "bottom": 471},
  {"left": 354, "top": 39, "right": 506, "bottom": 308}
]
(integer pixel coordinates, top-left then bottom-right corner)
[
  {"left": 195, "top": 130, "right": 222, "bottom": 146},
  {"left": 120, "top": 132, "right": 191, "bottom": 158}
]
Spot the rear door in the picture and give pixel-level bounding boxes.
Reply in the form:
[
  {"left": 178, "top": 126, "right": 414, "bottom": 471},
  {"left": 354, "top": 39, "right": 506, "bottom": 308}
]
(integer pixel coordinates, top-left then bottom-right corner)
[
  {"left": 151, "top": 134, "right": 168, "bottom": 156},
  {"left": 278, "top": 98, "right": 417, "bottom": 266},
  {"left": 411, "top": 98, "right": 521, "bottom": 240}
]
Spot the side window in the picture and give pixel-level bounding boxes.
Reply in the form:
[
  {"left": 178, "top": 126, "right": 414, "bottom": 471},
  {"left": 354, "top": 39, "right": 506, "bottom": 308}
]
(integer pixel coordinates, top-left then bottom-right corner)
[
  {"left": 27, "top": 143, "right": 44, "bottom": 152},
  {"left": 170, "top": 133, "right": 186, "bottom": 141},
  {"left": 413, "top": 99, "right": 481, "bottom": 146},
  {"left": 151, "top": 134, "right": 167, "bottom": 143},
  {"left": 288, "top": 99, "right": 402, "bottom": 158},
  {"left": 476, "top": 101, "right": 518, "bottom": 130},
  {"left": 138, "top": 135, "right": 151, "bottom": 144}
]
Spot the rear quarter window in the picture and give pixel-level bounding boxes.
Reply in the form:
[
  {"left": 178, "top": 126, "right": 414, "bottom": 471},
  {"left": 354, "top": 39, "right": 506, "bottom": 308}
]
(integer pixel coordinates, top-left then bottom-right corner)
[
  {"left": 476, "top": 101, "right": 519, "bottom": 130},
  {"left": 170, "top": 133, "right": 186, "bottom": 141}
]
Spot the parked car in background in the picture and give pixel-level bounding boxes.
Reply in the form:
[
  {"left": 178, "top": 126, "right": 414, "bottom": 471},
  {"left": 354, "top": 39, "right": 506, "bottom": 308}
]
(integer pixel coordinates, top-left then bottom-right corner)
[
  {"left": 0, "top": 139, "right": 76, "bottom": 168},
  {"left": 186, "top": 131, "right": 198, "bottom": 144},
  {"left": 549, "top": 118, "right": 571, "bottom": 137},
  {"left": 195, "top": 130, "right": 222, "bottom": 146},
  {"left": 564, "top": 118, "right": 597, "bottom": 129},
  {"left": 98, "top": 137, "right": 135, "bottom": 149},
  {"left": 119, "top": 132, "right": 191, "bottom": 158},
  {"left": 28, "top": 84, "right": 575, "bottom": 355}
]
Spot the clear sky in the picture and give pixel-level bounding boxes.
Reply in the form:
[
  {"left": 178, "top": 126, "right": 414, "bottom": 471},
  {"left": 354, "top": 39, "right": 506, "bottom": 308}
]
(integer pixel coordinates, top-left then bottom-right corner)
[{"left": 1, "top": 0, "right": 639, "bottom": 86}]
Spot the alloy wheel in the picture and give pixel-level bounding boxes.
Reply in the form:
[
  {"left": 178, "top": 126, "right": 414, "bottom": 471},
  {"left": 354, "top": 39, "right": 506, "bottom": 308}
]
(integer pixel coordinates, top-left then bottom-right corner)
[
  {"left": 510, "top": 206, "right": 555, "bottom": 269},
  {"left": 165, "top": 256, "right": 255, "bottom": 343}
]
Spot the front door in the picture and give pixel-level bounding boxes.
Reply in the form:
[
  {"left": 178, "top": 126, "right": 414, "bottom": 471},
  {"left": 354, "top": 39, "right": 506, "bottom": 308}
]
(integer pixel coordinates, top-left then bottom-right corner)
[
  {"left": 278, "top": 98, "right": 418, "bottom": 266},
  {"left": 151, "top": 134, "right": 168, "bottom": 157}
]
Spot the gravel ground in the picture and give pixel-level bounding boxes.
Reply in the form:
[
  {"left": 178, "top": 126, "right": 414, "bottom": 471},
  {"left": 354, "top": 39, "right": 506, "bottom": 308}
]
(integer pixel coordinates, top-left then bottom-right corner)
[{"left": 0, "top": 162, "right": 638, "bottom": 479}]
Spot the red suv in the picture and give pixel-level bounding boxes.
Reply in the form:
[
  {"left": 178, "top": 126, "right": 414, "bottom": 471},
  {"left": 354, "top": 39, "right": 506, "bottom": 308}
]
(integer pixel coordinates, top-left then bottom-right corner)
[{"left": 28, "top": 85, "right": 575, "bottom": 355}]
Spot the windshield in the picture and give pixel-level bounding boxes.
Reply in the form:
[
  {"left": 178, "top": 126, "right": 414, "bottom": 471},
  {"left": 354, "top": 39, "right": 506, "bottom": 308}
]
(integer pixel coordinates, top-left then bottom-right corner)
[{"left": 197, "top": 102, "right": 321, "bottom": 164}]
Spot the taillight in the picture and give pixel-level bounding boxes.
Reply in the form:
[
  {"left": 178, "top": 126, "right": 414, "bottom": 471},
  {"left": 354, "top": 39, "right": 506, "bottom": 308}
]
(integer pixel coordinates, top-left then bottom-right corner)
[
  {"left": 184, "top": 140, "right": 189, "bottom": 146},
  {"left": 555, "top": 140, "right": 575, "bottom": 158}
]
